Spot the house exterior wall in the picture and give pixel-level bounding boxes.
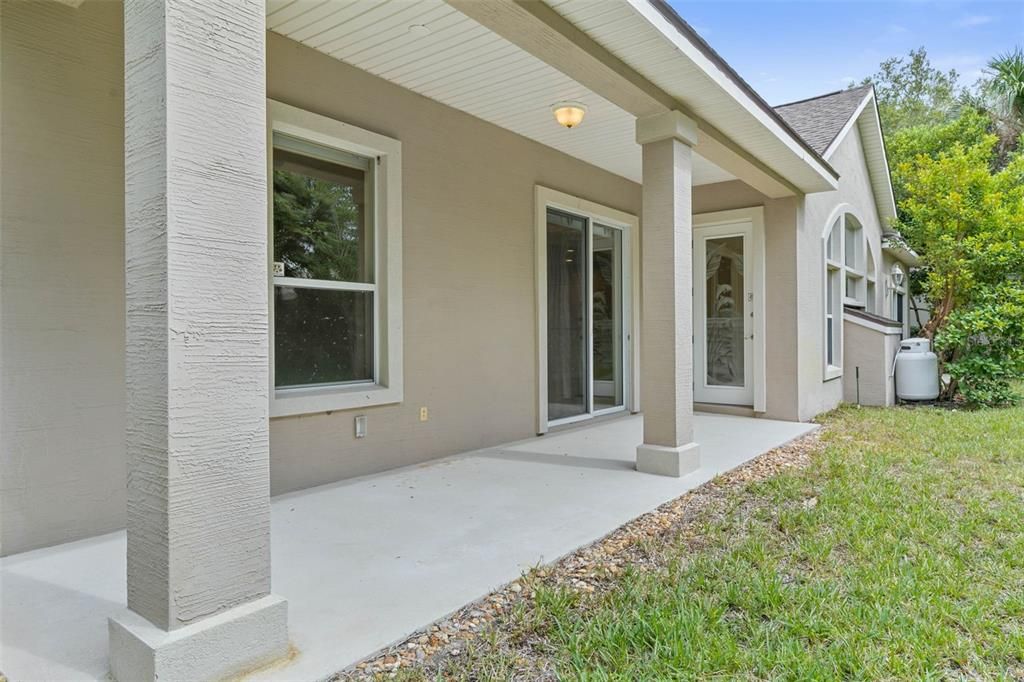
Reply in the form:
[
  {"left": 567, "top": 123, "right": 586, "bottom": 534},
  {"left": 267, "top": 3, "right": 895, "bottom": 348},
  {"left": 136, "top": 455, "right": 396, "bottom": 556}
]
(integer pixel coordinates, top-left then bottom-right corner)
[
  {"left": 881, "top": 251, "right": 915, "bottom": 336},
  {"left": 799, "top": 124, "right": 887, "bottom": 420},
  {"left": 265, "top": 33, "right": 642, "bottom": 494},
  {"left": 691, "top": 181, "right": 801, "bottom": 421},
  {"left": 842, "top": 316, "right": 901, "bottom": 406},
  {"left": 0, "top": 8, "right": 643, "bottom": 554},
  {"left": 0, "top": 0, "right": 126, "bottom": 556},
  {"left": 0, "top": 7, "right": 885, "bottom": 556}
]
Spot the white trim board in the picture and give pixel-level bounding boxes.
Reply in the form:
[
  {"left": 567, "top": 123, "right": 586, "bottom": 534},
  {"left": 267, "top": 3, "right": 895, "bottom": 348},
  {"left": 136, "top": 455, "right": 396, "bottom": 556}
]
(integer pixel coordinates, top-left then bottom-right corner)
[
  {"left": 822, "top": 89, "right": 898, "bottom": 224},
  {"left": 693, "top": 206, "right": 766, "bottom": 413},
  {"left": 534, "top": 186, "right": 640, "bottom": 434},
  {"left": 267, "top": 100, "right": 404, "bottom": 418}
]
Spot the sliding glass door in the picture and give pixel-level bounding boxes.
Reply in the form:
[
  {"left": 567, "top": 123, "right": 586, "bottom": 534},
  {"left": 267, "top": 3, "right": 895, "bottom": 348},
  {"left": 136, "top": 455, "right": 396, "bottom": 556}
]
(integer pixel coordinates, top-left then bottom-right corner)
[
  {"left": 546, "top": 208, "right": 627, "bottom": 426},
  {"left": 546, "top": 210, "right": 588, "bottom": 421}
]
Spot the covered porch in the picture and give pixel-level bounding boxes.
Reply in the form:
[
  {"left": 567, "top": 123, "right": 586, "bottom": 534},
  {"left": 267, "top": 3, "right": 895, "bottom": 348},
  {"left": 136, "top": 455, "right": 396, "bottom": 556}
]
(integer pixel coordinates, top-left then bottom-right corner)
[
  {"left": 0, "top": 413, "right": 814, "bottom": 681},
  {"left": 1, "top": 0, "right": 837, "bottom": 679}
]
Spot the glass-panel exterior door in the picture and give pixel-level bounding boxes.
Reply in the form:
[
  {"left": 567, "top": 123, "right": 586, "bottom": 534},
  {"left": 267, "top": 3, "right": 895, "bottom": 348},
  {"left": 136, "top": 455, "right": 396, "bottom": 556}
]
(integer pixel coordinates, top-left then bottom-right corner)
[
  {"left": 694, "top": 223, "right": 755, "bottom": 406},
  {"left": 546, "top": 209, "right": 588, "bottom": 420},
  {"left": 546, "top": 209, "right": 628, "bottom": 426},
  {"left": 592, "top": 224, "right": 624, "bottom": 412}
]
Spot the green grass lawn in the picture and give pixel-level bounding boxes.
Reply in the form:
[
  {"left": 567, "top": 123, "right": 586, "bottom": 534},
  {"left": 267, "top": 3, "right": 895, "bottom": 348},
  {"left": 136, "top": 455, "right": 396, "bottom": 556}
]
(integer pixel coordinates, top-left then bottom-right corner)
[{"left": 408, "top": 404, "right": 1024, "bottom": 680}]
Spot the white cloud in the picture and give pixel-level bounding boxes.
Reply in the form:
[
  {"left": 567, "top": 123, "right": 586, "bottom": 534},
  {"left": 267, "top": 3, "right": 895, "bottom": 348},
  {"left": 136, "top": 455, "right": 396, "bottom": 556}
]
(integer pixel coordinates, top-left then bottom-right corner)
[
  {"left": 955, "top": 15, "right": 993, "bottom": 28},
  {"left": 933, "top": 54, "right": 986, "bottom": 82}
]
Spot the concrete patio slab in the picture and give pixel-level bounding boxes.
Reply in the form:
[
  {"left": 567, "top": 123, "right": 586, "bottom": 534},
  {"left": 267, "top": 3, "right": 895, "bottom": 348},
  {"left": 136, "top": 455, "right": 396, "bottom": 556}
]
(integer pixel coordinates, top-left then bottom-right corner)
[{"left": 0, "top": 413, "right": 814, "bottom": 681}]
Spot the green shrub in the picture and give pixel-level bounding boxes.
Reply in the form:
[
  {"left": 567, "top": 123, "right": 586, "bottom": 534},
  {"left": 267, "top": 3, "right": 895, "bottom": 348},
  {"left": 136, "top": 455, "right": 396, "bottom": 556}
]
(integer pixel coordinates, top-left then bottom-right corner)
[{"left": 934, "top": 283, "right": 1024, "bottom": 406}]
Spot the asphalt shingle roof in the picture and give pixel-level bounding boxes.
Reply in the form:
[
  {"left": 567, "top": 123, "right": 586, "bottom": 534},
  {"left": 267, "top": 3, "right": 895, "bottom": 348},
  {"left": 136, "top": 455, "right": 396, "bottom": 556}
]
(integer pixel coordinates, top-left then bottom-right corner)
[{"left": 773, "top": 85, "right": 873, "bottom": 155}]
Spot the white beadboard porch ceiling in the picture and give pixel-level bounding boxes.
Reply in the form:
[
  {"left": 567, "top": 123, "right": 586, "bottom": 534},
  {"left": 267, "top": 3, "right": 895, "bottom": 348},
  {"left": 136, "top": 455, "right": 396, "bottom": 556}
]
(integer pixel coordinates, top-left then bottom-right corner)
[{"left": 265, "top": 0, "right": 735, "bottom": 186}]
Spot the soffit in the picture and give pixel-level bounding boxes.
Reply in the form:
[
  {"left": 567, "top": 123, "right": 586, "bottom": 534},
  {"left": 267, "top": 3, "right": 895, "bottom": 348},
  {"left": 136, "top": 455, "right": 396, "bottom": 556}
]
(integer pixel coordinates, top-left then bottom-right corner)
[{"left": 267, "top": 0, "right": 736, "bottom": 186}]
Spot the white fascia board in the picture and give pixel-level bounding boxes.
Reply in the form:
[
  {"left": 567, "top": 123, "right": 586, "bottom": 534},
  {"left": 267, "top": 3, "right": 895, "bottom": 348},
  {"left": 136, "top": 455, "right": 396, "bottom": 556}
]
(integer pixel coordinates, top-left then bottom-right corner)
[
  {"left": 824, "top": 90, "right": 898, "bottom": 224},
  {"left": 845, "top": 312, "right": 903, "bottom": 336},
  {"left": 822, "top": 92, "right": 873, "bottom": 160},
  {"left": 882, "top": 244, "right": 920, "bottom": 268},
  {"left": 623, "top": 0, "right": 838, "bottom": 193}
]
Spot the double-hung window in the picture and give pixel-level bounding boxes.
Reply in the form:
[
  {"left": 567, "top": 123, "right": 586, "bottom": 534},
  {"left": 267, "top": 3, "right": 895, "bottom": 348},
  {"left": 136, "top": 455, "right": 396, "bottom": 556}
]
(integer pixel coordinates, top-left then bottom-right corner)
[{"left": 269, "top": 101, "right": 403, "bottom": 417}]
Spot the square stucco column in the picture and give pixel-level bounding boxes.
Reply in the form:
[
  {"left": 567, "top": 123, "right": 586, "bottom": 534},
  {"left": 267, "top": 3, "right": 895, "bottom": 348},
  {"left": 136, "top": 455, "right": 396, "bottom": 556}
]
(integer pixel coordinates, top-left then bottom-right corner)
[
  {"left": 634, "top": 111, "right": 701, "bottom": 477},
  {"left": 109, "top": 1, "right": 288, "bottom": 680}
]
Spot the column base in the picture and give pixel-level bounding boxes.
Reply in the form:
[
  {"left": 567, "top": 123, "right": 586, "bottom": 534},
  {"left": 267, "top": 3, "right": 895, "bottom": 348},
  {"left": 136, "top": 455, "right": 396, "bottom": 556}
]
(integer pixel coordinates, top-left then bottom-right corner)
[
  {"left": 108, "top": 594, "right": 289, "bottom": 682},
  {"left": 636, "top": 442, "right": 700, "bottom": 477}
]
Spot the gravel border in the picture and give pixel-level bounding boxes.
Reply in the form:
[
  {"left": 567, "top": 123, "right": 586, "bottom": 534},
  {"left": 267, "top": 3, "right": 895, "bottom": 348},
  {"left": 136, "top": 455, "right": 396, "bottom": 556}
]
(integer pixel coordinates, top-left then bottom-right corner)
[{"left": 332, "top": 429, "right": 825, "bottom": 680}]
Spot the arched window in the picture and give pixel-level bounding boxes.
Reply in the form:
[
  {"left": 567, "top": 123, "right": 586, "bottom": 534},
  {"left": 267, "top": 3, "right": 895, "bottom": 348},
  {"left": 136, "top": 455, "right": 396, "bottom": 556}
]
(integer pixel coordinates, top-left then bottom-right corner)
[{"left": 823, "top": 211, "right": 868, "bottom": 379}]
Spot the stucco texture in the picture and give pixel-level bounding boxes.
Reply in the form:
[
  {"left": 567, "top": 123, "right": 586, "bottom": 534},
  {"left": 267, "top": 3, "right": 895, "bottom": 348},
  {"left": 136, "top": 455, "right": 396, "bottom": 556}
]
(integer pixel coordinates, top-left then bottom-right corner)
[
  {"left": 0, "top": 0, "right": 126, "bottom": 556},
  {"left": 265, "top": 32, "right": 642, "bottom": 495},
  {"left": 692, "top": 181, "right": 802, "bottom": 421},
  {"left": 843, "top": 317, "right": 901, "bottom": 407},
  {"left": 0, "top": 5, "right": 883, "bottom": 555},
  {"left": 799, "top": 125, "right": 888, "bottom": 420}
]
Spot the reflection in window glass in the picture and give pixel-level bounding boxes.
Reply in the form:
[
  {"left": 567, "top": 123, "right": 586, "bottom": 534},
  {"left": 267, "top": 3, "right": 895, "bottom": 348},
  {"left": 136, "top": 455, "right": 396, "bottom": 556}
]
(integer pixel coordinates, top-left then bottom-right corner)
[
  {"left": 592, "top": 224, "right": 623, "bottom": 410},
  {"left": 274, "top": 287, "right": 374, "bottom": 388},
  {"left": 272, "top": 133, "right": 377, "bottom": 389},
  {"left": 546, "top": 209, "right": 588, "bottom": 420},
  {"left": 273, "top": 138, "right": 373, "bottom": 283}
]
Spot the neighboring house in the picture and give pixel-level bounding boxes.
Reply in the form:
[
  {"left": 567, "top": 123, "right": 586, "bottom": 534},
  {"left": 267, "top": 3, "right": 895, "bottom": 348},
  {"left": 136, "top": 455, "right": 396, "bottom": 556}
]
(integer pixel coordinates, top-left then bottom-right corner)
[{"left": 0, "top": 0, "right": 916, "bottom": 678}]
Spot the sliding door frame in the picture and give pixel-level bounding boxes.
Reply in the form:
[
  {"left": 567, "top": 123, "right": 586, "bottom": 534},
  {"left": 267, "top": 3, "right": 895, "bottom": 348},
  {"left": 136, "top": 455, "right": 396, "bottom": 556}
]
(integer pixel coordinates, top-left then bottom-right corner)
[{"left": 535, "top": 186, "right": 640, "bottom": 434}]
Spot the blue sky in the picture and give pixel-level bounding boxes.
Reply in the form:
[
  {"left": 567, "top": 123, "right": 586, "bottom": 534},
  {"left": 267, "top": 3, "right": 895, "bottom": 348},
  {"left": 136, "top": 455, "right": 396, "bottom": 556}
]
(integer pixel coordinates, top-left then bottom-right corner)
[{"left": 667, "top": 1, "right": 1023, "bottom": 105}]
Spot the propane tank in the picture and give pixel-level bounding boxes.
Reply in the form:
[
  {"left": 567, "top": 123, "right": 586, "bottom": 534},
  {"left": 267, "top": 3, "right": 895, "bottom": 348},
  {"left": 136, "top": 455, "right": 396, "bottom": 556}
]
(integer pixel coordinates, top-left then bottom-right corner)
[{"left": 894, "top": 338, "right": 939, "bottom": 401}]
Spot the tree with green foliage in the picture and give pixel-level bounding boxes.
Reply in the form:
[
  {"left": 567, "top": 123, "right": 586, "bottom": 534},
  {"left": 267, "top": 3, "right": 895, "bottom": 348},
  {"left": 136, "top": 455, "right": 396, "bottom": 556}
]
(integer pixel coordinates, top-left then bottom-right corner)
[
  {"left": 272, "top": 167, "right": 365, "bottom": 282},
  {"left": 972, "top": 48, "right": 1024, "bottom": 164},
  {"left": 860, "top": 45, "right": 1024, "bottom": 405},
  {"left": 986, "top": 48, "right": 1024, "bottom": 122},
  {"left": 893, "top": 133, "right": 1024, "bottom": 405},
  {"left": 861, "top": 47, "right": 963, "bottom": 132}
]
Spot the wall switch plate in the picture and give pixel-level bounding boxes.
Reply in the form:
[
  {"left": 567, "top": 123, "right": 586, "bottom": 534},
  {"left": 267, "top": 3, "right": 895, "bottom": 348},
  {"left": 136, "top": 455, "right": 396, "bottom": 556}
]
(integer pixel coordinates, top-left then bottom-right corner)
[
  {"left": 354, "top": 415, "right": 367, "bottom": 438},
  {"left": 419, "top": 407, "right": 429, "bottom": 422}
]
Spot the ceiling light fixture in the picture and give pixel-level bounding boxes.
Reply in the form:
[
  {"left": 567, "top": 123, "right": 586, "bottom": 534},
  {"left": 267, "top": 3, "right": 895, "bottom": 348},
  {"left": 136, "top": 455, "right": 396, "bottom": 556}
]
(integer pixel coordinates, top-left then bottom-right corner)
[
  {"left": 408, "top": 24, "right": 431, "bottom": 36},
  {"left": 552, "top": 101, "right": 587, "bottom": 129}
]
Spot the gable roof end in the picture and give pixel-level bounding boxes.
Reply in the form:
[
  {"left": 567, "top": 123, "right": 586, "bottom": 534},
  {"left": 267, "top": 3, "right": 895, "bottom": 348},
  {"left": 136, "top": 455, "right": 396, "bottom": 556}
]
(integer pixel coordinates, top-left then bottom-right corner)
[
  {"left": 774, "top": 85, "right": 873, "bottom": 156},
  {"left": 775, "top": 85, "right": 898, "bottom": 224}
]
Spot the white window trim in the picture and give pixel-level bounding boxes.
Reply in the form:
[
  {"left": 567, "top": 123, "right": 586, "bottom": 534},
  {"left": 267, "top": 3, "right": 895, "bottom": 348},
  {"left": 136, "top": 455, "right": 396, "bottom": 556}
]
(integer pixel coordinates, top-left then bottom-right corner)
[
  {"left": 535, "top": 186, "right": 639, "bottom": 434},
  {"left": 822, "top": 204, "right": 869, "bottom": 382},
  {"left": 268, "top": 100, "right": 403, "bottom": 417}
]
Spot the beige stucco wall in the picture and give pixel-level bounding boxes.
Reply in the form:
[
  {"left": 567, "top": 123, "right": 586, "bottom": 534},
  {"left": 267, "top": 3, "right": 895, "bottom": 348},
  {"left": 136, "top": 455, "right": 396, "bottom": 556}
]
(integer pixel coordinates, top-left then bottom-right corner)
[
  {"left": 0, "top": 0, "right": 126, "bottom": 556},
  {"left": 692, "top": 181, "right": 802, "bottom": 420},
  {"left": 0, "top": 7, "right": 643, "bottom": 554},
  {"left": 842, "top": 317, "right": 901, "bottom": 406},
  {"left": 798, "top": 124, "right": 887, "bottom": 420},
  {"left": 265, "top": 33, "right": 643, "bottom": 493},
  {"left": 1, "top": 6, "right": 881, "bottom": 555}
]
